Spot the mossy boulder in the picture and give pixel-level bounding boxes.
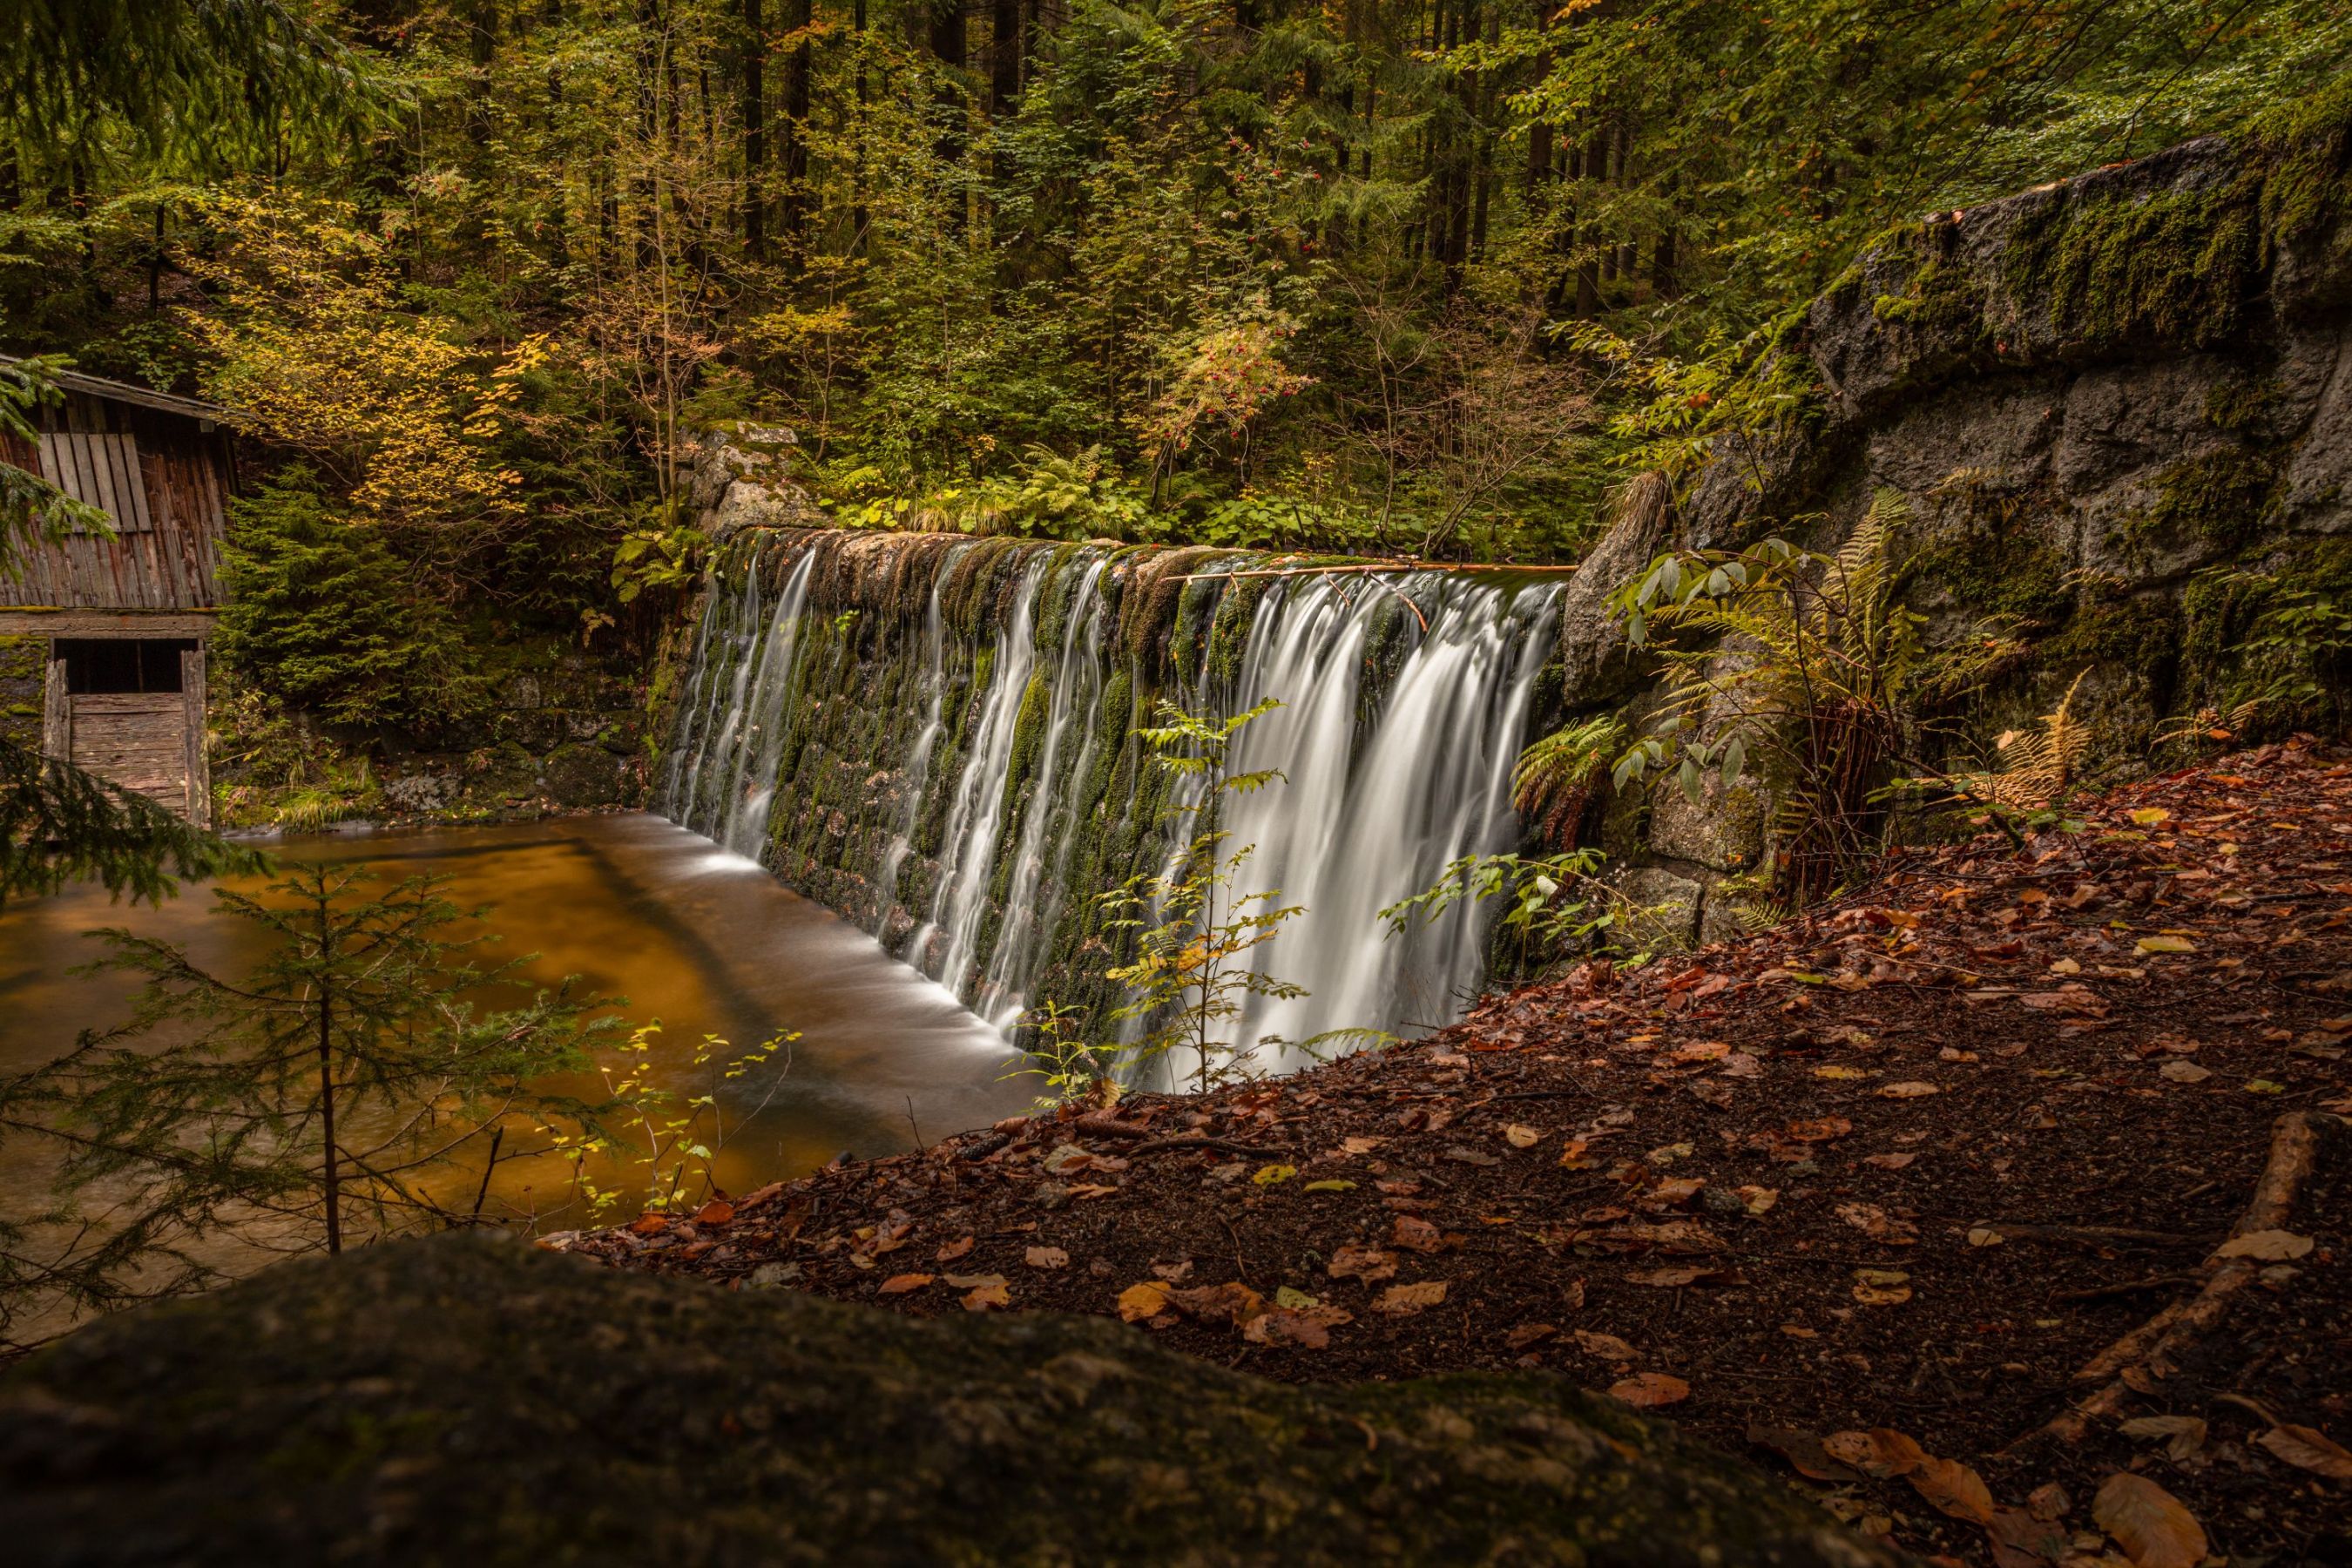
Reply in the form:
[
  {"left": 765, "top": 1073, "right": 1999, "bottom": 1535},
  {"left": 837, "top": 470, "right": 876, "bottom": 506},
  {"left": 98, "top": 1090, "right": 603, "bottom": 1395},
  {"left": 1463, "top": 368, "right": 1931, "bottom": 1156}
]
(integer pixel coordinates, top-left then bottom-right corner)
[{"left": 0, "top": 1233, "right": 1898, "bottom": 1568}]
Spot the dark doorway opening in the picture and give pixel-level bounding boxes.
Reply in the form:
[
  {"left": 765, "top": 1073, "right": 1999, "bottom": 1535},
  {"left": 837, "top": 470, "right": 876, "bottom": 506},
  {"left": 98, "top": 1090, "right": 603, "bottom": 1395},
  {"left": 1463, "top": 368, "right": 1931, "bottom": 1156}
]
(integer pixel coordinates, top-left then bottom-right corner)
[{"left": 57, "top": 638, "right": 196, "bottom": 695}]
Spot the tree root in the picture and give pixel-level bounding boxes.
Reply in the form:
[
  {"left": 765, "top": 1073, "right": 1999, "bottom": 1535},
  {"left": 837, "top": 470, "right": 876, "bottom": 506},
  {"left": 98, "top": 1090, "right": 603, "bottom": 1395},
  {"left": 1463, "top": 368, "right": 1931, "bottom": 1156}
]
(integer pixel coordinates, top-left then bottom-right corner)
[{"left": 2025, "top": 1111, "right": 2345, "bottom": 1447}]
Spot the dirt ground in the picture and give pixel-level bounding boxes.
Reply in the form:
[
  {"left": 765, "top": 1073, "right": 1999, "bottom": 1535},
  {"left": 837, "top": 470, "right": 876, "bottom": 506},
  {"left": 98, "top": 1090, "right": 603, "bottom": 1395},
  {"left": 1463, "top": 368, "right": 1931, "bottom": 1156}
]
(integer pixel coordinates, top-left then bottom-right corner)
[{"left": 568, "top": 740, "right": 2352, "bottom": 1565}]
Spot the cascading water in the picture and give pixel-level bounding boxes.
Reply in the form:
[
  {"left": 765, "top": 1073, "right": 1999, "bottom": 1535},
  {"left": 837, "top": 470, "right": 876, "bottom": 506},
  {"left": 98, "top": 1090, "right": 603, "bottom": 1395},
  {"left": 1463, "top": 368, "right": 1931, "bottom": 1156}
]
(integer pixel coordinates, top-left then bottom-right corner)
[{"left": 659, "top": 530, "right": 1564, "bottom": 1075}]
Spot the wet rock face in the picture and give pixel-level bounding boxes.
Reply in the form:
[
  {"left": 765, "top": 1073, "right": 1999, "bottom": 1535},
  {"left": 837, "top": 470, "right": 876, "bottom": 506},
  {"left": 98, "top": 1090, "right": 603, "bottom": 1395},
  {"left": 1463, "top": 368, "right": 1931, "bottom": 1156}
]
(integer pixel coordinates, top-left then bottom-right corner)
[{"left": 0, "top": 1233, "right": 1898, "bottom": 1568}]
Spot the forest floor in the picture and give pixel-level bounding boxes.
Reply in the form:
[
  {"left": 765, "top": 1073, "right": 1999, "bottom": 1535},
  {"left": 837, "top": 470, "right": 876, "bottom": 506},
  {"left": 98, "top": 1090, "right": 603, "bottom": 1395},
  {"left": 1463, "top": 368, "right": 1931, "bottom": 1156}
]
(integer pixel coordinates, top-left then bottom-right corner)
[{"left": 566, "top": 740, "right": 2352, "bottom": 1565}]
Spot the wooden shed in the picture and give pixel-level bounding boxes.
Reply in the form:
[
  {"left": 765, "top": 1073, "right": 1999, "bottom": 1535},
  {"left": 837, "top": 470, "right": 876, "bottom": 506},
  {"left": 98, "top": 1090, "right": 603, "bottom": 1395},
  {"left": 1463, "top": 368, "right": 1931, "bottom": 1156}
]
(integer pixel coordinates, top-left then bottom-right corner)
[{"left": 0, "top": 359, "right": 238, "bottom": 826}]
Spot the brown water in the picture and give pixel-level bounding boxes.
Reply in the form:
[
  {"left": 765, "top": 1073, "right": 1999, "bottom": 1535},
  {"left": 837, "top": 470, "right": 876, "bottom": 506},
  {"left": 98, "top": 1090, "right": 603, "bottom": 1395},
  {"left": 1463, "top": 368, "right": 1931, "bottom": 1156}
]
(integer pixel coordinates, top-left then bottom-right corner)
[{"left": 0, "top": 814, "right": 1032, "bottom": 1237}]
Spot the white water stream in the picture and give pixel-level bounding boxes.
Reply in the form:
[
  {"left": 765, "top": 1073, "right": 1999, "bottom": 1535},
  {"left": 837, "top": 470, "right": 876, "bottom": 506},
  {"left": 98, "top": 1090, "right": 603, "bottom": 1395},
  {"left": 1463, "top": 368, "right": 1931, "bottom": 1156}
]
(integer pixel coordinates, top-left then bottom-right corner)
[{"left": 661, "top": 538, "right": 1560, "bottom": 1069}]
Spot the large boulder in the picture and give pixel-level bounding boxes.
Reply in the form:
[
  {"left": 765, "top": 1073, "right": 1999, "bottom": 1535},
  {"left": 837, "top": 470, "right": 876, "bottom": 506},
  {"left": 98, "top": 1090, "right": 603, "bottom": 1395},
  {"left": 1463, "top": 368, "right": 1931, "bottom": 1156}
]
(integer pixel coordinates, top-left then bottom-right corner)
[{"left": 0, "top": 1233, "right": 1897, "bottom": 1567}]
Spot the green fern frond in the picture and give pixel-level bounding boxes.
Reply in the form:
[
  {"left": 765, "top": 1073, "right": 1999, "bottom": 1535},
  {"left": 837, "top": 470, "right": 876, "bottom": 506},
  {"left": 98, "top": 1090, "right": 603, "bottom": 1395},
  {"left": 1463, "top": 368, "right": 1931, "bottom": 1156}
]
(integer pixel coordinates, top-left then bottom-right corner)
[{"left": 1511, "top": 714, "right": 1627, "bottom": 848}]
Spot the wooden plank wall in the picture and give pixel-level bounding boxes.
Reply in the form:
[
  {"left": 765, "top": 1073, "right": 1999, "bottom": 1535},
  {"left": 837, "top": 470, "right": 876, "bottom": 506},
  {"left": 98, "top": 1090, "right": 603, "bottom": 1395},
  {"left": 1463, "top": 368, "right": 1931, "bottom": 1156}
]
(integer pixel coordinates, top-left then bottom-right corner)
[
  {"left": 0, "top": 392, "right": 231, "bottom": 610},
  {"left": 66, "top": 693, "right": 192, "bottom": 812}
]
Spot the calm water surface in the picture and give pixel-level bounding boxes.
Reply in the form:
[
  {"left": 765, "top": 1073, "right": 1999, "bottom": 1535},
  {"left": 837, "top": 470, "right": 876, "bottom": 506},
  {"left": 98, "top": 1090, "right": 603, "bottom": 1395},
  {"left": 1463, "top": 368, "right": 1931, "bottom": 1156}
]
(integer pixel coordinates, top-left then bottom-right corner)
[{"left": 0, "top": 814, "right": 1031, "bottom": 1226}]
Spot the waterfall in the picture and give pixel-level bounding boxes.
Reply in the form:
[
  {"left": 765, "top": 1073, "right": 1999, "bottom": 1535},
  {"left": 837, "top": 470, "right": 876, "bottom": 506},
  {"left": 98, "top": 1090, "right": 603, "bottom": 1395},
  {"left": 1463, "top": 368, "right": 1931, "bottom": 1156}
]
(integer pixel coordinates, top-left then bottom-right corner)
[{"left": 658, "top": 531, "right": 1563, "bottom": 1074}]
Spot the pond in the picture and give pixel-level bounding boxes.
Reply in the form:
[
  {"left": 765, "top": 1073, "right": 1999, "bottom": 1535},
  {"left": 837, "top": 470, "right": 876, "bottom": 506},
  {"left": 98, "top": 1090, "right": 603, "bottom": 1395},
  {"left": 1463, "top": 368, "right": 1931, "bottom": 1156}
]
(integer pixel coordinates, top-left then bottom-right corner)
[{"left": 0, "top": 814, "right": 1033, "bottom": 1247}]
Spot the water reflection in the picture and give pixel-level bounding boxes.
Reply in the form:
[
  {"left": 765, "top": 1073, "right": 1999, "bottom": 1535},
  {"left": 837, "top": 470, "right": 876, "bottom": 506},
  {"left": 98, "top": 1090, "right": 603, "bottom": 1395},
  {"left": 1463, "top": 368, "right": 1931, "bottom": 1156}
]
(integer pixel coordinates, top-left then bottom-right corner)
[{"left": 0, "top": 814, "right": 1031, "bottom": 1227}]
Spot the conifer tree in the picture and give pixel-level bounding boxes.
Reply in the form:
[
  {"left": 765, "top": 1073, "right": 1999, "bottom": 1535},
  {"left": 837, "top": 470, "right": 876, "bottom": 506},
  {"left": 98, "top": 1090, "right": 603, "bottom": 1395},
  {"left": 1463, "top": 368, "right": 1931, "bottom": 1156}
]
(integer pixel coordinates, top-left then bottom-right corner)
[{"left": 0, "top": 865, "right": 619, "bottom": 1348}]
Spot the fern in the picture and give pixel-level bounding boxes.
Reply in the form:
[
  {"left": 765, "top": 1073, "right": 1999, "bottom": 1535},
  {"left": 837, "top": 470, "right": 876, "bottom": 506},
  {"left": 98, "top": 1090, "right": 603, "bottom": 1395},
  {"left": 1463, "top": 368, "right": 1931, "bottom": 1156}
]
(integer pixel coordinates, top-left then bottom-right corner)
[
  {"left": 1951, "top": 669, "right": 2092, "bottom": 808},
  {"left": 1511, "top": 714, "right": 1626, "bottom": 848}
]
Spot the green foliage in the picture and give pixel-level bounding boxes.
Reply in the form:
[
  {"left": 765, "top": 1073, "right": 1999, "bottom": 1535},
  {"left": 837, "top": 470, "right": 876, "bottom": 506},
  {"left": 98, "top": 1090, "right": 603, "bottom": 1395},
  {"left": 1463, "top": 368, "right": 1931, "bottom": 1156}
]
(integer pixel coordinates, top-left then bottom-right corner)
[
  {"left": 612, "top": 518, "right": 710, "bottom": 605},
  {"left": 558, "top": 1024, "right": 799, "bottom": 1217},
  {"left": 0, "top": 865, "right": 621, "bottom": 1342},
  {"left": 1, "top": 0, "right": 372, "bottom": 172},
  {"left": 1511, "top": 715, "right": 1627, "bottom": 849},
  {"left": 1609, "top": 493, "right": 2018, "bottom": 899},
  {"left": 2172, "top": 553, "right": 2352, "bottom": 741},
  {"left": 0, "top": 738, "right": 265, "bottom": 909},
  {"left": 1078, "top": 699, "right": 1367, "bottom": 1092},
  {"left": 0, "top": 355, "right": 111, "bottom": 556},
  {"left": 214, "top": 468, "right": 485, "bottom": 733},
  {"left": 1381, "top": 848, "right": 1625, "bottom": 976}
]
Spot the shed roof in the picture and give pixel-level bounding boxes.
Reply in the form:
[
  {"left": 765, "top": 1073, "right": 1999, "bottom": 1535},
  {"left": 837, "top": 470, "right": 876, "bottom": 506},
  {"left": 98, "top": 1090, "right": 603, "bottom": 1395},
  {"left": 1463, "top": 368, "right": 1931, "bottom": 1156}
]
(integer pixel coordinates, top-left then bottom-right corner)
[{"left": 0, "top": 355, "right": 238, "bottom": 423}]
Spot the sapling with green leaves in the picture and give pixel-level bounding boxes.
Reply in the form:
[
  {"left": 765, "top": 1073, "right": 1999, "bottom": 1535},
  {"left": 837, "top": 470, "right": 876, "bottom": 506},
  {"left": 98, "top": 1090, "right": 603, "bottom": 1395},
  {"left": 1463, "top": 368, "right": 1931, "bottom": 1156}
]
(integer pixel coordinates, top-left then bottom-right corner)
[{"left": 1093, "top": 699, "right": 1362, "bottom": 1094}]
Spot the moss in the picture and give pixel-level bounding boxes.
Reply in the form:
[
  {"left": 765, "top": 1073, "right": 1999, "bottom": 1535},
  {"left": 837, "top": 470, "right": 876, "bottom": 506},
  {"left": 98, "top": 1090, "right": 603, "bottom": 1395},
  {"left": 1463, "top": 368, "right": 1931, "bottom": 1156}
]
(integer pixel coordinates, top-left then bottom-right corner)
[
  {"left": 1869, "top": 250, "right": 1987, "bottom": 342},
  {"left": 2137, "top": 447, "right": 2279, "bottom": 553},
  {"left": 1903, "top": 524, "right": 2072, "bottom": 625},
  {"left": 2043, "top": 597, "right": 2180, "bottom": 666},
  {"left": 1996, "top": 82, "right": 2352, "bottom": 353},
  {"left": 2203, "top": 370, "right": 2285, "bottom": 436}
]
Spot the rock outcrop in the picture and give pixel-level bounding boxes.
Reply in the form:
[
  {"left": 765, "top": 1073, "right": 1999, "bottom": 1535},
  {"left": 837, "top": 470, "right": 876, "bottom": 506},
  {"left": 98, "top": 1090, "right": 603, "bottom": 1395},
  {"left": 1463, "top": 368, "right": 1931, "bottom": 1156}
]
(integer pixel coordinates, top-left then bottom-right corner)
[
  {"left": 1573, "top": 94, "right": 2352, "bottom": 935},
  {"left": 0, "top": 1233, "right": 1896, "bottom": 1567}
]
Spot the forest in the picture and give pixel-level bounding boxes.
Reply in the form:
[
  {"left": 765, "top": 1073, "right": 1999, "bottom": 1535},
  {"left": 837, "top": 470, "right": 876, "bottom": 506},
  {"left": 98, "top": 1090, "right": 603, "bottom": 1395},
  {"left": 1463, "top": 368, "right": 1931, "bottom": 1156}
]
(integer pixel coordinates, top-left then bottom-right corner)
[{"left": 4, "top": 1, "right": 2352, "bottom": 1564}]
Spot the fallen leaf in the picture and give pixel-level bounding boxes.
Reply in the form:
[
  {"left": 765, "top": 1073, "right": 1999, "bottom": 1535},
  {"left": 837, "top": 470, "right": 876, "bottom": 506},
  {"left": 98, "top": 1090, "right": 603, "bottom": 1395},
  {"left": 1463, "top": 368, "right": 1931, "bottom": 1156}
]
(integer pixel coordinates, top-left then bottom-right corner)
[
  {"left": 2215, "top": 1229, "right": 2314, "bottom": 1260},
  {"left": 2129, "top": 808, "right": 2172, "bottom": 827},
  {"left": 1968, "top": 1227, "right": 2006, "bottom": 1247},
  {"left": 2119, "top": 1415, "right": 2207, "bottom": 1462},
  {"left": 1571, "top": 1328, "right": 1638, "bottom": 1362},
  {"left": 1788, "top": 1117, "right": 1853, "bottom": 1142},
  {"left": 1505, "top": 1321, "right": 1557, "bottom": 1351},
  {"left": 1394, "top": 1215, "right": 1450, "bottom": 1253},
  {"left": 1342, "top": 1136, "right": 1388, "bottom": 1154},
  {"left": 1628, "top": 1266, "right": 1747, "bottom": 1288},
  {"left": 1252, "top": 1163, "right": 1298, "bottom": 1186},
  {"left": 2256, "top": 1423, "right": 2352, "bottom": 1481},
  {"left": 1373, "top": 1280, "right": 1448, "bottom": 1315},
  {"left": 1117, "top": 1281, "right": 1173, "bottom": 1321},
  {"left": 936, "top": 1235, "right": 976, "bottom": 1262},
  {"left": 1610, "top": 1372, "right": 1690, "bottom": 1408},
  {"left": 1303, "top": 1178, "right": 1356, "bottom": 1193},
  {"left": 1504, "top": 1124, "right": 1543, "bottom": 1148},
  {"left": 1328, "top": 1244, "right": 1398, "bottom": 1281},
  {"left": 1443, "top": 1145, "right": 1501, "bottom": 1167},
  {"left": 961, "top": 1280, "right": 1011, "bottom": 1311},
  {"left": 1558, "top": 1138, "right": 1597, "bottom": 1169},
  {"left": 1735, "top": 1184, "right": 1780, "bottom": 1216},
  {"left": 1879, "top": 1081, "right": 1943, "bottom": 1099},
  {"left": 2092, "top": 1472, "right": 2206, "bottom": 1568},
  {"left": 2159, "top": 1060, "right": 2212, "bottom": 1084},
  {"left": 1646, "top": 1176, "right": 1706, "bottom": 1206},
  {"left": 693, "top": 1199, "right": 735, "bottom": 1226},
  {"left": 2136, "top": 936, "right": 2196, "bottom": 956},
  {"left": 2026, "top": 1483, "right": 2070, "bottom": 1522},
  {"left": 1852, "top": 1267, "right": 1913, "bottom": 1306},
  {"left": 1240, "top": 1303, "right": 1351, "bottom": 1348},
  {"left": 1815, "top": 1064, "right": 1871, "bottom": 1081},
  {"left": 1823, "top": 1428, "right": 1926, "bottom": 1477},
  {"left": 1165, "top": 1281, "right": 1267, "bottom": 1327},
  {"left": 1910, "top": 1456, "right": 1997, "bottom": 1524},
  {"left": 1862, "top": 1152, "right": 1918, "bottom": 1171},
  {"left": 1024, "top": 1246, "right": 1069, "bottom": 1270},
  {"left": 878, "top": 1273, "right": 934, "bottom": 1294},
  {"left": 628, "top": 1212, "right": 669, "bottom": 1236},
  {"left": 1749, "top": 1424, "right": 1863, "bottom": 1483},
  {"left": 1837, "top": 1202, "right": 1919, "bottom": 1245},
  {"left": 1986, "top": 1505, "right": 2072, "bottom": 1568}
]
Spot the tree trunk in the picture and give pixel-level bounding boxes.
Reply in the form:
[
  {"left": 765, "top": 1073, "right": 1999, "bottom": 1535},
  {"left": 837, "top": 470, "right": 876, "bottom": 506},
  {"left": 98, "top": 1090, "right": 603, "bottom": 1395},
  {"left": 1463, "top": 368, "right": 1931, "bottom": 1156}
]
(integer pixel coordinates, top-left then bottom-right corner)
[
  {"left": 991, "top": 0, "right": 1022, "bottom": 116},
  {"left": 319, "top": 980, "right": 341, "bottom": 1257},
  {"left": 742, "top": 0, "right": 766, "bottom": 259},
  {"left": 783, "top": 0, "right": 812, "bottom": 254}
]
